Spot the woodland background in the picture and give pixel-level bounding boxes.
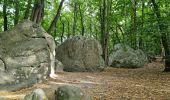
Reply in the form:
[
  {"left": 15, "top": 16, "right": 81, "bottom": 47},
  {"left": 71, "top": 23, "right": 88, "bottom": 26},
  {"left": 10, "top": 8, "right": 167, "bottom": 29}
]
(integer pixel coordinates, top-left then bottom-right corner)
[{"left": 0, "top": 0, "right": 170, "bottom": 68}]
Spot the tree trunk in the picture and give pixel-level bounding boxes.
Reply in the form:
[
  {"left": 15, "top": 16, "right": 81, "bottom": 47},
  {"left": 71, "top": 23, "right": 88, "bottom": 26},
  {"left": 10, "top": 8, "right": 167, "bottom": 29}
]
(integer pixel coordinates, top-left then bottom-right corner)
[
  {"left": 124, "top": 1, "right": 127, "bottom": 44},
  {"left": 61, "top": 20, "right": 64, "bottom": 43},
  {"left": 54, "top": 22, "right": 57, "bottom": 37},
  {"left": 89, "top": 17, "right": 92, "bottom": 36},
  {"left": 139, "top": 0, "right": 145, "bottom": 49},
  {"left": 151, "top": 0, "right": 170, "bottom": 71},
  {"left": 95, "top": 26, "right": 98, "bottom": 40},
  {"left": 47, "top": 0, "right": 65, "bottom": 34},
  {"left": 105, "top": 0, "right": 112, "bottom": 65},
  {"left": 130, "top": 14, "right": 133, "bottom": 47},
  {"left": 79, "top": 5, "right": 84, "bottom": 36},
  {"left": 3, "top": 0, "right": 7, "bottom": 31},
  {"left": 31, "top": 0, "right": 44, "bottom": 24},
  {"left": 133, "top": 0, "right": 137, "bottom": 49},
  {"left": 14, "top": 0, "right": 20, "bottom": 25},
  {"left": 72, "top": 1, "right": 78, "bottom": 35},
  {"left": 130, "top": 0, "right": 137, "bottom": 48},
  {"left": 100, "top": 0, "right": 110, "bottom": 65},
  {"left": 24, "top": 0, "right": 32, "bottom": 19},
  {"left": 67, "top": 21, "right": 70, "bottom": 38},
  {"left": 115, "top": 21, "right": 121, "bottom": 43}
]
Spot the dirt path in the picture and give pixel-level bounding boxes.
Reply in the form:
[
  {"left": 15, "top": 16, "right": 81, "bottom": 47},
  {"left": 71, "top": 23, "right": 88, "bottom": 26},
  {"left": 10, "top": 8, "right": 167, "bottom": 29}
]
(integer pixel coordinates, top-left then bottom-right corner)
[{"left": 1, "top": 62, "right": 170, "bottom": 100}]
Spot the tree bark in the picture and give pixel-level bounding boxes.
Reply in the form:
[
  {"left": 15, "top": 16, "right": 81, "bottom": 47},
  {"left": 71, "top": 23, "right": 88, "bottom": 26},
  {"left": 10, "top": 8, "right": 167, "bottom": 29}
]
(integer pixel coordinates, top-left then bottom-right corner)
[
  {"left": 72, "top": 1, "right": 78, "bottom": 35},
  {"left": 31, "top": 0, "right": 44, "bottom": 24},
  {"left": 47, "top": 0, "right": 65, "bottom": 34},
  {"left": 124, "top": 1, "right": 127, "bottom": 44},
  {"left": 139, "top": 0, "right": 145, "bottom": 49},
  {"left": 105, "top": 0, "right": 112, "bottom": 65},
  {"left": 133, "top": 0, "right": 139, "bottom": 49},
  {"left": 14, "top": 0, "right": 20, "bottom": 25},
  {"left": 3, "top": 0, "right": 7, "bottom": 31},
  {"left": 89, "top": 17, "right": 92, "bottom": 36},
  {"left": 79, "top": 5, "right": 84, "bottom": 36},
  {"left": 133, "top": 0, "right": 137, "bottom": 49},
  {"left": 100, "top": 0, "right": 110, "bottom": 65},
  {"left": 67, "top": 20, "right": 70, "bottom": 38},
  {"left": 95, "top": 26, "right": 98, "bottom": 40},
  {"left": 151, "top": 0, "right": 170, "bottom": 71},
  {"left": 130, "top": 0, "right": 137, "bottom": 48},
  {"left": 61, "top": 19, "right": 65, "bottom": 43},
  {"left": 24, "top": 0, "right": 32, "bottom": 19}
]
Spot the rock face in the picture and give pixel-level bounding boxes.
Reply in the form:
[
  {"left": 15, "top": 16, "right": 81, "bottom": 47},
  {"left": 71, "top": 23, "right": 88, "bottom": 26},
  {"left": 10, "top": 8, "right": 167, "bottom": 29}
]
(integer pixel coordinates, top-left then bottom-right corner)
[
  {"left": 56, "top": 36, "right": 105, "bottom": 72},
  {"left": 55, "top": 85, "right": 92, "bottom": 100},
  {"left": 0, "top": 20, "right": 55, "bottom": 91},
  {"left": 24, "top": 88, "right": 48, "bottom": 100},
  {"left": 109, "top": 44, "right": 148, "bottom": 68}
]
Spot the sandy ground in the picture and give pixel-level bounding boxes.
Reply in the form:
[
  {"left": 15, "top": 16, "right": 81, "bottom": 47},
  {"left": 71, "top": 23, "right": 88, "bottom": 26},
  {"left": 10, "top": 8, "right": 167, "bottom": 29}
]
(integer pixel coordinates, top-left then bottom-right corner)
[{"left": 1, "top": 61, "right": 170, "bottom": 100}]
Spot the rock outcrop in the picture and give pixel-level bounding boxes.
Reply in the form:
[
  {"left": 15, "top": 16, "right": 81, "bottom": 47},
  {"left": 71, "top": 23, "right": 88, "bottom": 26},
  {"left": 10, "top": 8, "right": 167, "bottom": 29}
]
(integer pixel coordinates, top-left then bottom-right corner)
[
  {"left": 55, "top": 85, "right": 92, "bottom": 100},
  {"left": 24, "top": 88, "right": 48, "bottom": 100},
  {"left": 0, "top": 20, "right": 55, "bottom": 91},
  {"left": 56, "top": 36, "right": 105, "bottom": 72},
  {"left": 109, "top": 44, "right": 148, "bottom": 68}
]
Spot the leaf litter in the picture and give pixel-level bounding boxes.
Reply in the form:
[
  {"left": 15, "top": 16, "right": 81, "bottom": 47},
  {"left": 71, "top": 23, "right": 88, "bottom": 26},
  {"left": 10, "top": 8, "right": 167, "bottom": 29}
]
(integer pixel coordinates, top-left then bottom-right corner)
[{"left": 0, "top": 61, "right": 170, "bottom": 100}]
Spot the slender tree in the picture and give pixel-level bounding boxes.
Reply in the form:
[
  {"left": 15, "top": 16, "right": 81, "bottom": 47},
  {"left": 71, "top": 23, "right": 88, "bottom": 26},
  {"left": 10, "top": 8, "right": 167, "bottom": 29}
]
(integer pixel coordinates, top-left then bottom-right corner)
[
  {"left": 72, "top": 0, "right": 78, "bottom": 35},
  {"left": 139, "top": 0, "right": 145, "bottom": 49},
  {"left": 105, "top": 0, "right": 112, "bottom": 64},
  {"left": 89, "top": 17, "right": 92, "bottom": 36},
  {"left": 151, "top": 0, "right": 170, "bottom": 71},
  {"left": 79, "top": 5, "right": 85, "bottom": 36},
  {"left": 31, "top": 0, "right": 44, "bottom": 24},
  {"left": 60, "top": 18, "right": 65, "bottom": 43},
  {"left": 132, "top": 0, "right": 137, "bottom": 49},
  {"left": 100, "top": 0, "right": 110, "bottom": 65},
  {"left": 47, "top": 0, "right": 65, "bottom": 34},
  {"left": 3, "top": 0, "right": 7, "bottom": 31},
  {"left": 14, "top": 0, "right": 20, "bottom": 25}
]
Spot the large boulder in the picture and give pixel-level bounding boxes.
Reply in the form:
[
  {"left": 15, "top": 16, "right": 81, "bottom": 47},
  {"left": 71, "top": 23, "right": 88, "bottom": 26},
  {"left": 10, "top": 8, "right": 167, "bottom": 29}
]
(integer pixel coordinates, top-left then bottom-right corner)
[
  {"left": 0, "top": 20, "right": 55, "bottom": 91},
  {"left": 24, "top": 88, "right": 48, "bottom": 100},
  {"left": 109, "top": 44, "right": 148, "bottom": 68},
  {"left": 56, "top": 36, "right": 105, "bottom": 72},
  {"left": 55, "top": 85, "right": 92, "bottom": 100}
]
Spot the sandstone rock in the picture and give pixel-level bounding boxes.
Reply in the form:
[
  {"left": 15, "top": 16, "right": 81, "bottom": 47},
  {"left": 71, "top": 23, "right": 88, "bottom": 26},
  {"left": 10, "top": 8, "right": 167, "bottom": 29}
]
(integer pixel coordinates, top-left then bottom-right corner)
[
  {"left": 24, "top": 88, "right": 48, "bottom": 100},
  {"left": 109, "top": 44, "right": 148, "bottom": 68},
  {"left": 56, "top": 36, "right": 105, "bottom": 72},
  {"left": 55, "top": 85, "right": 92, "bottom": 100},
  {"left": 55, "top": 59, "right": 64, "bottom": 72},
  {"left": 0, "top": 20, "right": 55, "bottom": 91}
]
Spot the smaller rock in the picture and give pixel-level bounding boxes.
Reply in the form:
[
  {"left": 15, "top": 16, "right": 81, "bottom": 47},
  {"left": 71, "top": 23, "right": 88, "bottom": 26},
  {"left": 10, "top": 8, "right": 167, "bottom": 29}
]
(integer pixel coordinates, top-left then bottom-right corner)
[
  {"left": 146, "top": 52, "right": 156, "bottom": 62},
  {"left": 55, "top": 85, "right": 92, "bottom": 100},
  {"left": 109, "top": 44, "right": 148, "bottom": 68},
  {"left": 55, "top": 59, "right": 64, "bottom": 72},
  {"left": 24, "top": 88, "right": 48, "bottom": 100}
]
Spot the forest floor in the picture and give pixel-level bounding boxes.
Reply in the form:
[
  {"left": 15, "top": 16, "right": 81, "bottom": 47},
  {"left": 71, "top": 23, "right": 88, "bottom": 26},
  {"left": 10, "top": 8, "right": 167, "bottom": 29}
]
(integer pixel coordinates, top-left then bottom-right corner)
[{"left": 1, "top": 59, "right": 170, "bottom": 100}]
